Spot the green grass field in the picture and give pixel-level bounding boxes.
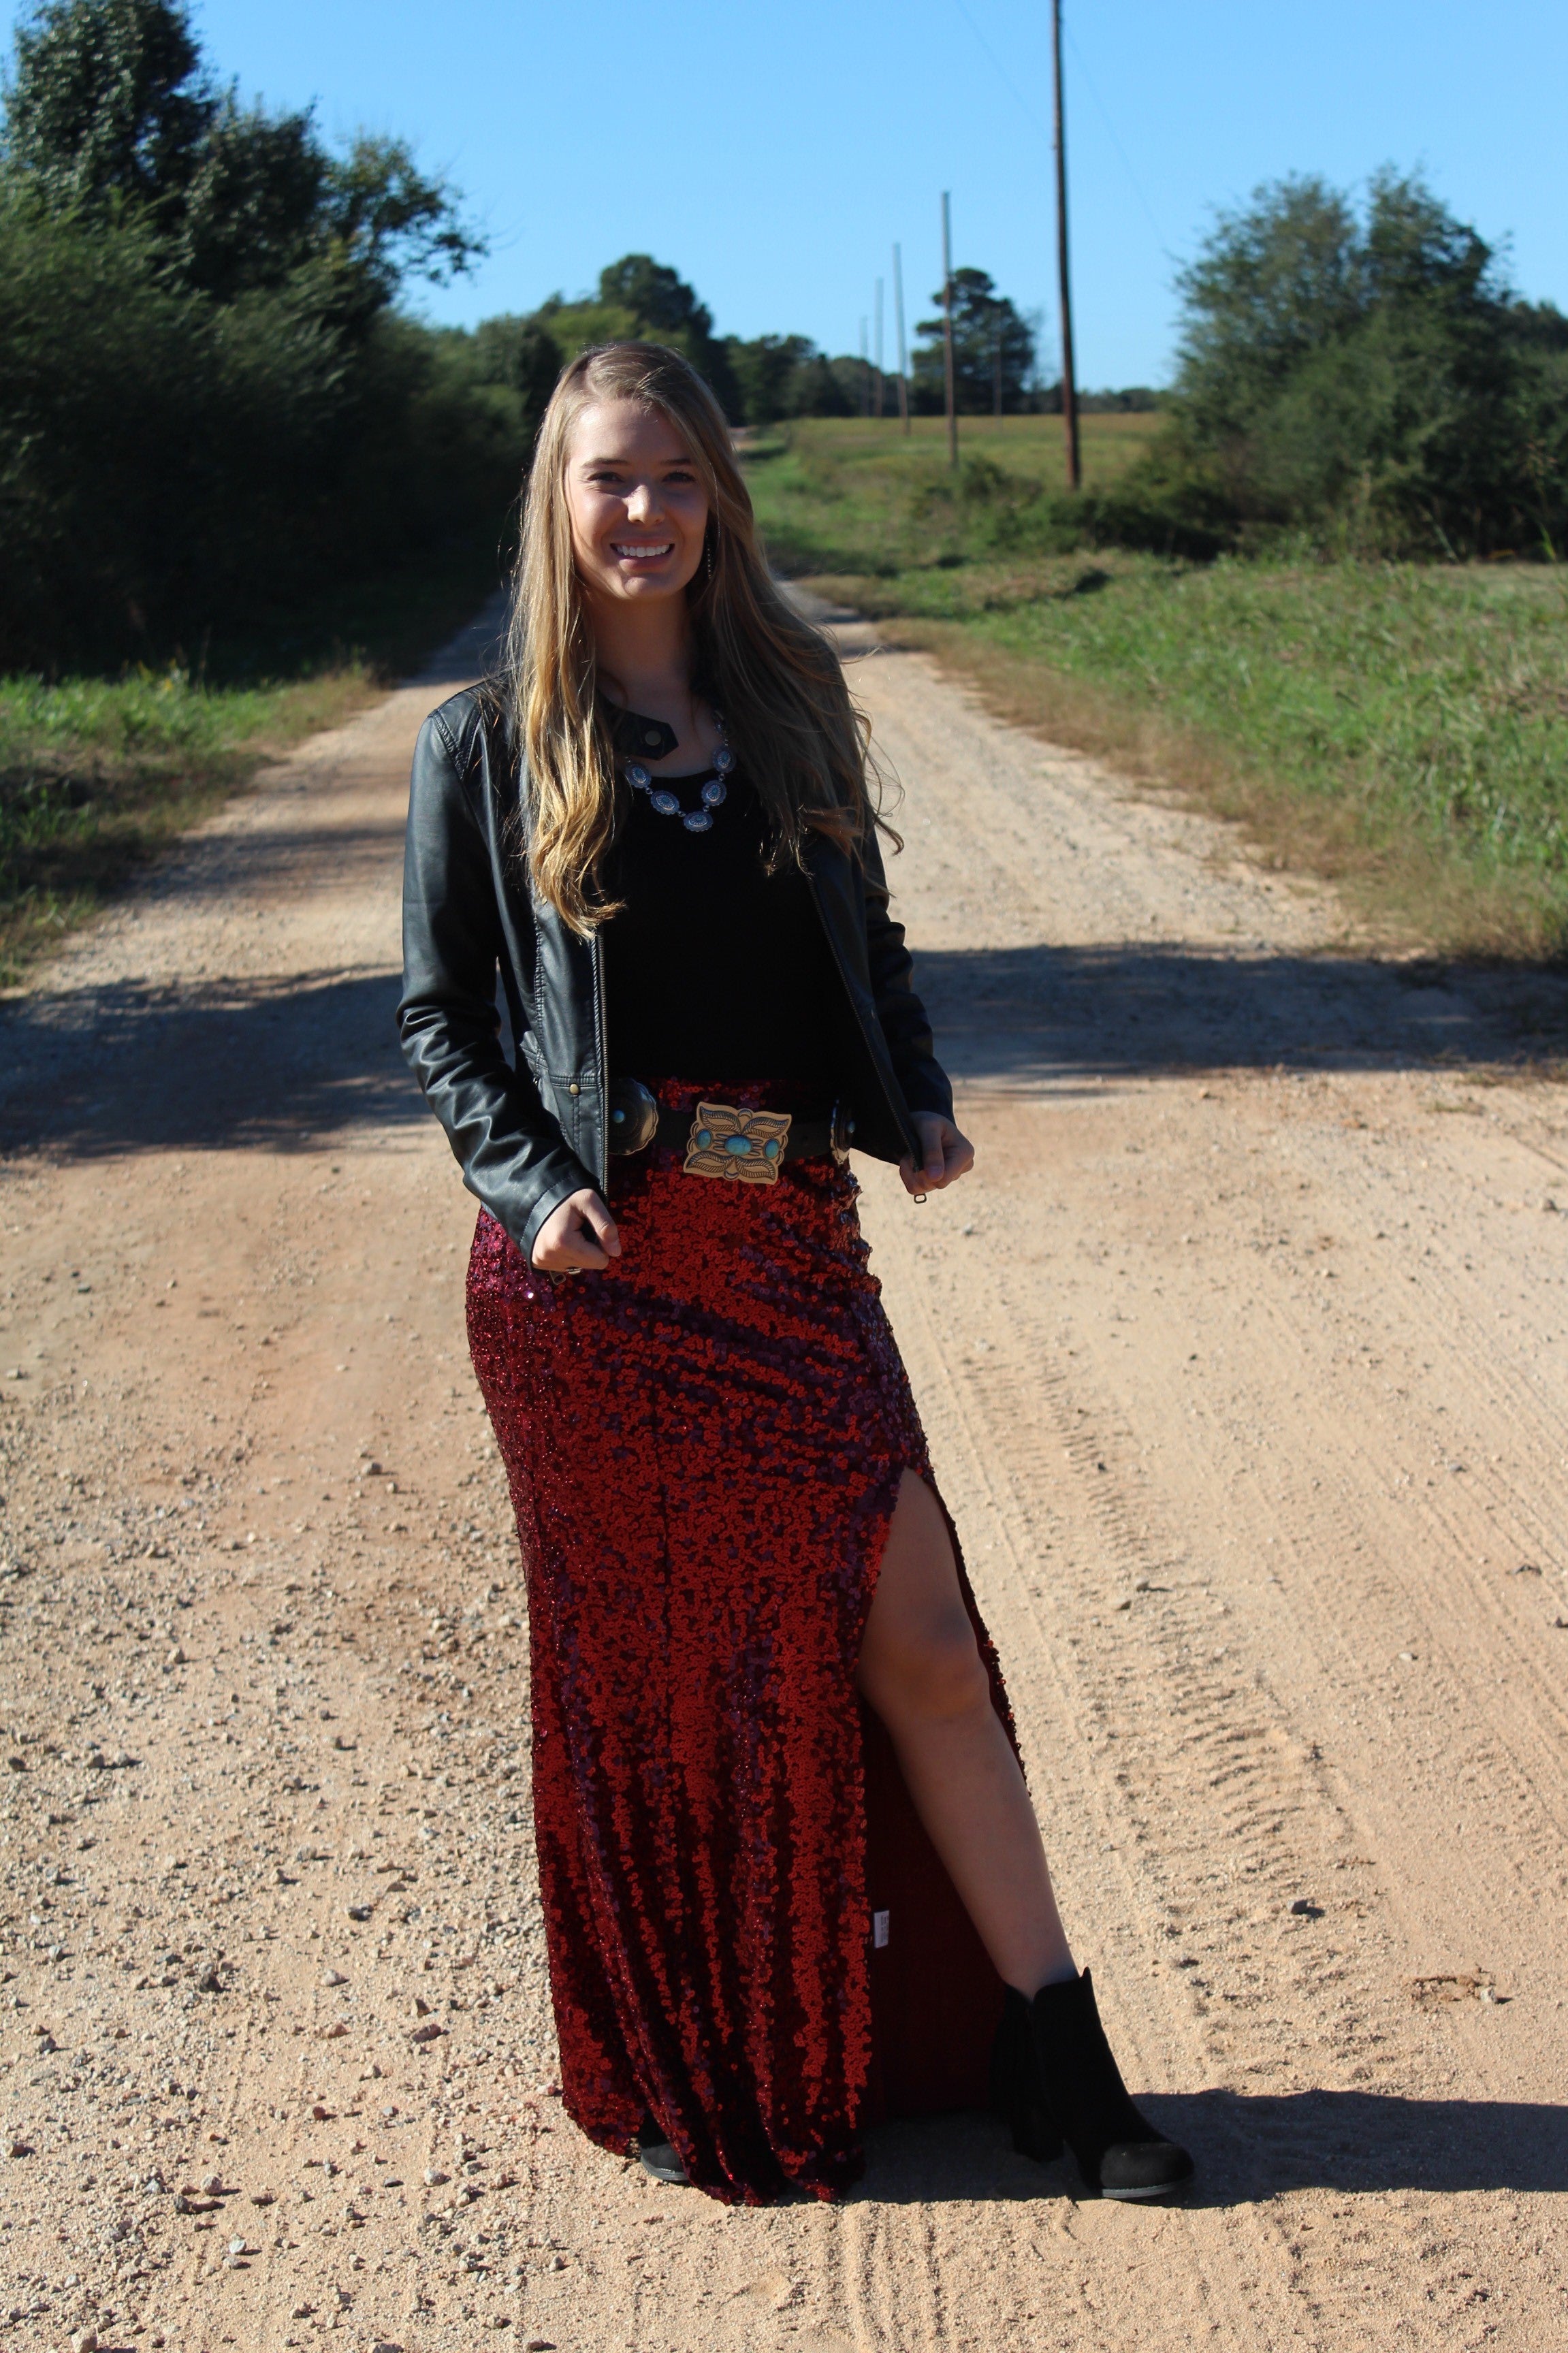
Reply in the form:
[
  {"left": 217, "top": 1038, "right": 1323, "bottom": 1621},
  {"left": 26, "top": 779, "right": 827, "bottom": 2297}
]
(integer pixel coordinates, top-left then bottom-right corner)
[
  {"left": 0, "top": 667, "right": 377, "bottom": 985},
  {"left": 744, "top": 413, "right": 1159, "bottom": 577},
  {"left": 0, "top": 532, "right": 505, "bottom": 987},
  {"left": 745, "top": 423, "right": 1568, "bottom": 961}
]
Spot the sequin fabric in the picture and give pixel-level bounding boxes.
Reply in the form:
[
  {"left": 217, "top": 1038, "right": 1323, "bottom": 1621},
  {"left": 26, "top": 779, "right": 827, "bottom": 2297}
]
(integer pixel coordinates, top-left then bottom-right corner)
[{"left": 466, "top": 1079, "right": 1012, "bottom": 2205}]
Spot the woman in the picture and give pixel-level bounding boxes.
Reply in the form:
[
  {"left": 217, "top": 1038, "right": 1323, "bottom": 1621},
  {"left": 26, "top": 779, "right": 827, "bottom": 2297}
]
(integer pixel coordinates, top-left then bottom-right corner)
[{"left": 399, "top": 342, "right": 1191, "bottom": 2207}]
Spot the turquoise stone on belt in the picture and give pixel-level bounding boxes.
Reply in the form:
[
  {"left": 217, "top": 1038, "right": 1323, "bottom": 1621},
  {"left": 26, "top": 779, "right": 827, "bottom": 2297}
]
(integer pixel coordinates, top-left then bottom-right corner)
[{"left": 682, "top": 1100, "right": 792, "bottom": 1185}]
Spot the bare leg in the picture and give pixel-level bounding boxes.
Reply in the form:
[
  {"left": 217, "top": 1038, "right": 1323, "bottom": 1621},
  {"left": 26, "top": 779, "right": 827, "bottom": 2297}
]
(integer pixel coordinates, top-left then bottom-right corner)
[{"left": 857, "top": 1469, "right": 1076, "bottom": 1996}]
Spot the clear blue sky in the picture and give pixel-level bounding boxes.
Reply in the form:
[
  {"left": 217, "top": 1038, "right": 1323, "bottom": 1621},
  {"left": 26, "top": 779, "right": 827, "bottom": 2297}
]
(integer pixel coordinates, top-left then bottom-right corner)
[{"left": 10, "top": 0, "right": 1567, "bottom": 385}]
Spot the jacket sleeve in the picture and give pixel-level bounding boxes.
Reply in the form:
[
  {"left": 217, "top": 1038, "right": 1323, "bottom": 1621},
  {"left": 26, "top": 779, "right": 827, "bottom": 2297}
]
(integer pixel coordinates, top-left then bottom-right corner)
[
  {"left": 398, "top": 707, "right": 594, "bottom": 1264},
  {"left": 860, "top": 825, "right": 955, "bottom": 1125}
]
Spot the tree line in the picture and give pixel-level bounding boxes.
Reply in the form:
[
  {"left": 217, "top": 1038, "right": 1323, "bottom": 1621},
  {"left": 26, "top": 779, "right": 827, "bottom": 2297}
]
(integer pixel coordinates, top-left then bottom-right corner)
[
  {"left": 487, "top": 254, "right": 1116, "bottom": 424},
  {"left": 2, "top": 0, "right": 1563, "bottom": 673}
]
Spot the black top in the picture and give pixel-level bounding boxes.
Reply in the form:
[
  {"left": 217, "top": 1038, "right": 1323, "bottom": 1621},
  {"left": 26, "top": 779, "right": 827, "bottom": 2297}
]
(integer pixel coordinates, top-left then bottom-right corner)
[{"left": 600, "top": 767, "right": 848, "bottom": 1099}]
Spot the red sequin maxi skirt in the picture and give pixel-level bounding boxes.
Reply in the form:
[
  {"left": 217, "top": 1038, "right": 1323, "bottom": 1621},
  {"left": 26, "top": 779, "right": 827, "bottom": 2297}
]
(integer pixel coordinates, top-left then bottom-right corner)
[{"left": 466, "top": 1084, "right": 1014, "bottom": 2205}]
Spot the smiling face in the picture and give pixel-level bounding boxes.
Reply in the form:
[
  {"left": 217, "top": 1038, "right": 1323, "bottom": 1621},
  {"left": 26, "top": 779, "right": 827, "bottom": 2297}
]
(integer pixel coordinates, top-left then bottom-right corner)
[{"left": 564, "top": 397, "right": 710, "bottom": 613}]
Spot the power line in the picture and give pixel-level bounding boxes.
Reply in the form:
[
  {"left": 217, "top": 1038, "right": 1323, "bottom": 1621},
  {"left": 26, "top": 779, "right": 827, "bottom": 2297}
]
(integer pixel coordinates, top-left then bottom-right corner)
[
  {"left": 949, "top": 0, "right": 1050, "bottom": 142},
  {"left": 1063, "top": 18, "right": 1166, "bottom": 251},
  {"left": 947, "top": 0, "right": 1165, "bottom": 257}
]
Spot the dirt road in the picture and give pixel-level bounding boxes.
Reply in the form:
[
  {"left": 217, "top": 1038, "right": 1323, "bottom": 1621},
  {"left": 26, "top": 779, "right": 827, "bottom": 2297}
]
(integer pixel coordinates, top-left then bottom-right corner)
[{"left": 1, "top": 603, "right": 1565, "bottom": 2353}]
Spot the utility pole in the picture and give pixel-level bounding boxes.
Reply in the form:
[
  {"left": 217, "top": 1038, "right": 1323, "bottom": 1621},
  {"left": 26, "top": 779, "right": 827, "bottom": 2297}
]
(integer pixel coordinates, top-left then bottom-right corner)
[
  {"left": 874, "top": 277, "right": 884, "bottom": 419},
  {"left": 1051, "top": 0, "right": 1081, "bottom": 489},
  {"left": 941, "top": 190, "right": 958, "bottom": 469},
  {"left": 893, "top": 241, "right": 911, "bottom": 432}
]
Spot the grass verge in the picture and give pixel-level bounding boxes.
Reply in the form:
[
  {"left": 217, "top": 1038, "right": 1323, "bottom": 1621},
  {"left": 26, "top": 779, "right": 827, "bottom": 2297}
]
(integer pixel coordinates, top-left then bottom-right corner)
[
  {"left": 746, "top": 413, "right": 1162, "bottom": 576},
  {"left": 1, "top": 528, "right": 506, "bottom": 987},
  {"left": 746, "top": 428, "right": 1568, "bottom": 961}
]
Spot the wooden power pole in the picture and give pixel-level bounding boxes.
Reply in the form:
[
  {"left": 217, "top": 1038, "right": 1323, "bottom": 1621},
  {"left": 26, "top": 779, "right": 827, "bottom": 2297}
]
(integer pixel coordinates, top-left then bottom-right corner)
[
  {"left": 941, "top": 191, "right": 958, "bottom": 469},
  {"left": 1051, "top": 0, "right": 1081, "bottom": 489},
  {"left": 874, "top": 276, "right": 884, "bottom": 419},
  {"left": 893, "top": 242, "right": 911, "bottom": 432}
]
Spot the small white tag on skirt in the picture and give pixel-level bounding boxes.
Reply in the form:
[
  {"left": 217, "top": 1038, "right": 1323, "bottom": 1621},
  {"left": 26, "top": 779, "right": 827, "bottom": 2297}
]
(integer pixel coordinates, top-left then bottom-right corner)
[{"left": 872, "top": 1909, "right": 890, "bottom": 1949}]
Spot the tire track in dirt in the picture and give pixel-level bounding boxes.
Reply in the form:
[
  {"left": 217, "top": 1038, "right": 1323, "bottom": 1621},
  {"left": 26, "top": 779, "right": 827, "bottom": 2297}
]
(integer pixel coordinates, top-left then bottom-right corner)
[
  {"left": 840, "top": 624, "right": 1568, "bottom": 2350},
  {"left": 1, "top": 609, "right": 1565, "bottom": 2351}
]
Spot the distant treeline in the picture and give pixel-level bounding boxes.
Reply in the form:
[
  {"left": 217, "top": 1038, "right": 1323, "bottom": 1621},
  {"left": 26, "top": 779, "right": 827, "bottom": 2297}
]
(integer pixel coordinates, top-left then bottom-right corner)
[
  {"left": 3, "top": 1, "right": 1563, "bottom": 676},
  {"left": 500, "top": 255, "right": 1147, "bottom": 423}
]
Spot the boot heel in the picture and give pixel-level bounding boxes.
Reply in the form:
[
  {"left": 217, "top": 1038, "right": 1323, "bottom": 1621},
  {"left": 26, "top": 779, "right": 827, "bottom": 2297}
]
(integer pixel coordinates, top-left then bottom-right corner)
[{"left": 991, "top": 1986, "right": 1063, "bottom": 2164}]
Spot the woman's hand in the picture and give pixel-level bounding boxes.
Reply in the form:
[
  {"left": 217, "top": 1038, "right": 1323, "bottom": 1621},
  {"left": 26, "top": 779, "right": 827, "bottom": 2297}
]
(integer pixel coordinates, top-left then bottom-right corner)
[
  {"left": 532, "top": 1188, "right": 622, "bottom": 1273},
  {"left": 899, "top": 1112, "right": 975, "bottom": 1197}
]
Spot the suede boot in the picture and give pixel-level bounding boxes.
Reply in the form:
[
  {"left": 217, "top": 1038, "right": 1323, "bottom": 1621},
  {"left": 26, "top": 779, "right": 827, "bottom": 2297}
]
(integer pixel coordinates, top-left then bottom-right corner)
[{"left": 993, "top": 1969, "right": 1194, "bottom": 2200}]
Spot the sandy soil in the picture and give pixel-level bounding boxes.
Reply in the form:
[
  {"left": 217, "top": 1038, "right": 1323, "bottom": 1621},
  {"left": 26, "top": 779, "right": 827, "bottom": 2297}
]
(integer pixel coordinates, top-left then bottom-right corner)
[{"left": 1, "top": 598, "right": 1565, "bottom": 2353}]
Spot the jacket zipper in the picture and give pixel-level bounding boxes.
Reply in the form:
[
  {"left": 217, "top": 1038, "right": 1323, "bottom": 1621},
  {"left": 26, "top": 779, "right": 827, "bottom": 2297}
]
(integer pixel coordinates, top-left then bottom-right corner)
[{"left": 591, "top": 929, "right": 610, "bottom": 1188}]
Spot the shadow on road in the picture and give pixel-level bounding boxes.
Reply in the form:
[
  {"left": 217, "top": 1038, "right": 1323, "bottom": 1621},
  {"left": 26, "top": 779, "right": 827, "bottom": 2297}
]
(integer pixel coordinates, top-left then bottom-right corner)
[
  {"left": 917, "top": 941, "right": 1567, "bottom": 1084},
  {"left": 5, "top": 935, "right": 1565, "bottom": 1164},
  {"left": 0, "top": 970, "right": 419, "bottom": 1157},
  {"left": 863, "top": 2086, "right": 1568, "bottom": 2205}
]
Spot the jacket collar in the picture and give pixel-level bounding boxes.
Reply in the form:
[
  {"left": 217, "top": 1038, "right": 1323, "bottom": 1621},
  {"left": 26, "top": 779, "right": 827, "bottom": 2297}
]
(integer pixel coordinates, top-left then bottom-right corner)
[
  {"left": 604, "top": 701, "right": 679, "bottom": 763},
  {"left": 602, "top": 666, "right": 720, "bottom": 765}
]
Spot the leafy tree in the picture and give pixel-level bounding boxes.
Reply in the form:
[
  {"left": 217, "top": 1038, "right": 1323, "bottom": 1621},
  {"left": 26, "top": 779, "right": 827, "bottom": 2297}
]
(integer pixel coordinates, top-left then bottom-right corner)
[
  {"left": 722, "top": 333, "right": 859, "bottom": 423},
  {"left": 598, "top": 253, "right": 711, "bottom": 342},
  {"left": 167, "top": 97, "right": 327, "bottom": 300},
  {"left": 1, "top": 0, "right": 483, "bottom": 314},
  {"left": 537, "top": 253, "right": 739, "bottom": 417},
  {"left": 798, "top": 351, "right": 859, "bottom": 417},
  {"left": 472, "top": 313, "right": 564, "bottom": 414},
  {"left": 1172, "top": 176, "right": 1363, "bottom": 445},
  {"left": 532, "top": 292, "right": 641, "bottom": 361},
  {"left": 911, "top": 268, "right": 1035, "bottom": 414},
  {"left": 1076, "top": 387, "right": 1163, "bottom": 413},
  {"left": 322, "top": 131, "right": 482, "bottom": 313},
  {"left": 1168, "top": 170, "right": 1568, "bottom": 554},
  {"left": 3, "top": 0, "right": 212, "bottom": 224},
  {"left": 0, "top": 0, "right": 509, "bottom": 667}
]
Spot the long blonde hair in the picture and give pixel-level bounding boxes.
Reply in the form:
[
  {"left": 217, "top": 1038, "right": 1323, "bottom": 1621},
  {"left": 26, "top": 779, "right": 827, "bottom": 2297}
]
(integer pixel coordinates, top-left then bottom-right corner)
[{"left": 504, "top": 341, "right": 887, "bottom": 935}]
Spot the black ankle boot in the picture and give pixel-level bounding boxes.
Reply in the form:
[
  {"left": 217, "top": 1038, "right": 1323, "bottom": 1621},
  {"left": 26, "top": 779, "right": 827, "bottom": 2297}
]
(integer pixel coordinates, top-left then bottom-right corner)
[
  {"left": 993, "top": 1970, "right": 1194, "bottom": 2200},
  {"left": 635, "top": 2113, "right": 690, "bottom": 2186}
]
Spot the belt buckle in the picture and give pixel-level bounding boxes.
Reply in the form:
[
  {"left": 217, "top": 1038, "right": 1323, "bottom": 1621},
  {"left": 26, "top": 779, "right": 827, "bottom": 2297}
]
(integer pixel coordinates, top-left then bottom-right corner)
[{"left": 683, "top": 1101, "right": 790, "bottom": 1185}]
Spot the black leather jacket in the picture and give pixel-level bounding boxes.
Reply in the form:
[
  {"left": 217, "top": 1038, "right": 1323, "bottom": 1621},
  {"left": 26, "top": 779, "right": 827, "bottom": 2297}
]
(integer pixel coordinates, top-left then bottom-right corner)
[{"left": 398, "top": 686, "right": 953, "bottom": 1263}]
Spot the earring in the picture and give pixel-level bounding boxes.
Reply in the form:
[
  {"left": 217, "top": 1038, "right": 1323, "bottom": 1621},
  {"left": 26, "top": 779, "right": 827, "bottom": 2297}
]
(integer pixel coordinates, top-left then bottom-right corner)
[{"left": 705, "top": 532, "right": 715, "bottom": 584}]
